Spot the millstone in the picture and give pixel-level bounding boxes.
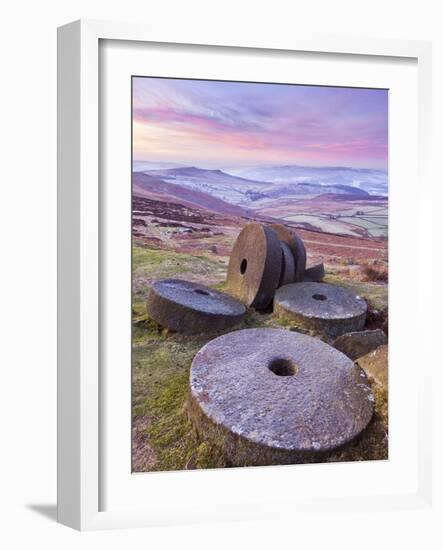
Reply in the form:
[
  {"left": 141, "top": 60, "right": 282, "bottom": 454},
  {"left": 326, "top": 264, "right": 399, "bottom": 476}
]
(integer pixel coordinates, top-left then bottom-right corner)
[
  {"left": 146, "top": 279, "right": 246, "bottom": 334},
  {"left": 226, "top": 223, "right": 282, "bottom": 309},
  {"left": 274, "top": 282, "right": 367, "bottom": 337},
  {"left": 270, "top": 223, "right": 306, "bottom": 282},
  {"left": 279, "top": 242, "right": 296, "bottom": 286},
  {"left": 189, "top": 328, "right": 374, "bottom": 466},
  {"left": 304, "top": 263, "right": 325, "bottom": 282}
]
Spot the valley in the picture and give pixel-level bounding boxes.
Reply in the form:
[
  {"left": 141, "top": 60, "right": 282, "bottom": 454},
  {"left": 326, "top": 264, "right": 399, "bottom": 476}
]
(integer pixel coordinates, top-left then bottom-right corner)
[{"left": 135, "top": 164, "right": 388, "bottom": 240}]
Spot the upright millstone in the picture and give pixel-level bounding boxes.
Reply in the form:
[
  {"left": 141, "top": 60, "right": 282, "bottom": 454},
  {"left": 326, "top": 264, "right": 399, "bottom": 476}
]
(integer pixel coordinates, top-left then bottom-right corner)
[
  {"left": 146, "top": 279, "right": 246, "bottom": 334},
  {"left": 278, "top": 242, "right": 296, "bottom": 287},
  {"left": 188, "top": 328, "right": 374, "bottom": 467},
  {"left": 226, "top": 223, "right": 282, "bottom": 309},
  {"left": 274, "top": 282, "right": 367, "bottom": 337},
  {"left": 270, "top": 223, "right": 306, "bottom": 282}
]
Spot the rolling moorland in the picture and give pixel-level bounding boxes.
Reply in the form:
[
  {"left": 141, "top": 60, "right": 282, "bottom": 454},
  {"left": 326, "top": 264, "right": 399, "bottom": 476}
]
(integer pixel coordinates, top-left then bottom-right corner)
[{"left": 131, "top": 163, "right": 389, "bottom": 472}]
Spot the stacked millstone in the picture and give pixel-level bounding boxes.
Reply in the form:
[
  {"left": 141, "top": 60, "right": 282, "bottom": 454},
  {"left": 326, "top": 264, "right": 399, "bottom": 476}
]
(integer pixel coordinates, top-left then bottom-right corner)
[
  {"left": 224, "top": 221, "right": 370, "bottom": 340},
  {"left": 188, "top": 328, "right": 374, "bottom": 466},
  {"left": 225, "top": 222, "right": 310, "bottom": 310}
]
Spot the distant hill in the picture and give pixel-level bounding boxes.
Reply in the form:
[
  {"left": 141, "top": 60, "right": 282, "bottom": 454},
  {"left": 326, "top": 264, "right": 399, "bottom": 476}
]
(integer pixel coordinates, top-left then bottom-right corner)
[
  {"left": 145, "top": 165, "right": 375, "bottom": 202},
  {"left": 132, "top": 172, "right": 255, "bottom": 218},
  {"left": 262, "top": 182, "right": 370, "bottom": 198},
  {"left": 311, "top": 192, "right": 385, "bottom": 201},
  {"left": 325, "top": 184, "right": 370, "bottom": 196},
  {"left": 146, "top": 166, "right": 269, "bottom": 186},
  {"left": 133, "top": 160, "right": 185, "bottom": 171},
  {"left": 226, "top": 164, "right": 388, "bottom": 197},
  {"left": 140, "top": 166, "right": 271, "bottom": 206}
]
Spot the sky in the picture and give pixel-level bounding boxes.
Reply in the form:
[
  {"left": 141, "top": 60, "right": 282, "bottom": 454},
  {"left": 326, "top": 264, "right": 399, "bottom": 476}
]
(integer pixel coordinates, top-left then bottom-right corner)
[{"left": 132, "top": 77, "right": 388, "bottom": 170}]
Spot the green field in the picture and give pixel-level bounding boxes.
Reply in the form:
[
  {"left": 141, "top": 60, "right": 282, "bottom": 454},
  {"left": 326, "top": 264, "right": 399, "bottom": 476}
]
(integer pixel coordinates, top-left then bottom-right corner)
[
  {"left": 283, "top": 214, "right": 362, "bottom": 236},
  {"left": 339, "top": 216, "right": 388, "bottom": 236},
  {"left": 336, "top": 206, "right": 388, "bottom": 217},
  {"left": 283, "top": 210, "right": 388, "bottom": 238}
]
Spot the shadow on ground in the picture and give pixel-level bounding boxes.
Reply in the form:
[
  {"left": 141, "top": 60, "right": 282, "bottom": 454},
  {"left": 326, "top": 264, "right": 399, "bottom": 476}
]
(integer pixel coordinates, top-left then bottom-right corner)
[{"left": 26, "top": 504, "right": 57, "bottom": 522}]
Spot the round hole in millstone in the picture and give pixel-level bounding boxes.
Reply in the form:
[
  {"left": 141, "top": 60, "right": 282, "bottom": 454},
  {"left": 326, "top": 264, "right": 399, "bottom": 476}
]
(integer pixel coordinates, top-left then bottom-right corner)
[
  {"left": 226, "top": 223, "right": 282, "bottom": 309},
  {"left": 189, "top": 328, "right": 374, "bottom": 466},
  {"left": 146, "top": 279, "right": 246, "bottom": 334},
  {"left": 274, "top": 282, "right": 367, "bottom": 338},
  {"left": 193, "top": 288, "right": 210, "bottom": 296},
  {"left": 268, "top": 357, "right": 299, "bottom": 376}
]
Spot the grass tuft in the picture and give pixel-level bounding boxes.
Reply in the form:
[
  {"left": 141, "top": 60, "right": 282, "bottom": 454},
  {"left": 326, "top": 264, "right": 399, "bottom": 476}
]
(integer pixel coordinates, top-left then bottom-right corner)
[{"left": 362, "top": 263, "right": 389, "bottom": 282}]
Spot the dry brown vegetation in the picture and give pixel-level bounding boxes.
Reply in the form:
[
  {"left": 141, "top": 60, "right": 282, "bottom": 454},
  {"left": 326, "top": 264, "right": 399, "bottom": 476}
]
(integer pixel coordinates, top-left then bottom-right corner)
[{"left": 362, "top": 262, "right": 389, "bottom": 282}]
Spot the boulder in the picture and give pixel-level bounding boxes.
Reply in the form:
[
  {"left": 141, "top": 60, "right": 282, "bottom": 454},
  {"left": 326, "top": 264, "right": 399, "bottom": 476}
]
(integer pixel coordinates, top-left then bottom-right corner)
[
  {"left": 333, "top": 329, "right": 387, "bottom": 360},
  {"left": 356, "top": 345, "right": 388, "bottom": 391}
]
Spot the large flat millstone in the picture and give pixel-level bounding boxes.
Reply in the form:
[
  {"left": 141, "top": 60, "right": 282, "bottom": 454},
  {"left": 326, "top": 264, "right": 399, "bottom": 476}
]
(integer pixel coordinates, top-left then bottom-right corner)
[
  {"left": 226, "top": 223, "right": 282, "bottom": 310},
  {"left": 189, "top": 328, "right": 374, "bottom": 466},
  {"left": 275, "top": 282, "right": 367, "bottom": 337},
  {"left": 146, "top": 279, "right": 246, "bottom": 334}
]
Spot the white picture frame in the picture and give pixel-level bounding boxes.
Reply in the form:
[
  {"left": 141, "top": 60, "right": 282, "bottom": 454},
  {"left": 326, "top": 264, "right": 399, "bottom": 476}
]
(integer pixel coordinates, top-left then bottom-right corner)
[{"left": 57, "top": 19, "right": 433, "bottom": 531}]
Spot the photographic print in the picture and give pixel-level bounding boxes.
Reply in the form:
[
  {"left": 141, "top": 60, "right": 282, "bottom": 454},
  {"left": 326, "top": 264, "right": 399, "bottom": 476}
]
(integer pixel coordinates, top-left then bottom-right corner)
[{"left": 131, "top": 77, "right": 388, "bottom": 472}]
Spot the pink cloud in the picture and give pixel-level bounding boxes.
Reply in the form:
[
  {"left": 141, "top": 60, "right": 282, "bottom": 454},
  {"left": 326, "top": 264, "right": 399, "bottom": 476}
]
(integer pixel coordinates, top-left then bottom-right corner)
[{"left": 132, "top": 77, "right": 388, "bottom": 169}]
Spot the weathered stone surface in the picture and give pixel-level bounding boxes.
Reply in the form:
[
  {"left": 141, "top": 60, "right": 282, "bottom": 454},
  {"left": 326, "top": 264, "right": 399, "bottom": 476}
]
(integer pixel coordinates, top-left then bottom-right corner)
[
  {"left": 274, "top": 282, "right": 367, "bottom": 337},
  {"left": 365, "top": 305, "right": 389, "bottom": 335},
  {"left": 356, "top": 345, "right": 388, "bottom": 391},
  {"left": 278, "top": 242, "right": 296, "bottom": 287},
  {"left": 270, "top": 223, "right": 306, "bottom": 282},
  {"left": 333, "top": 329, "right": 387, "bottom": 360},
  {"left": 189, "top": 328, "right": 374, "bottom": 466},
  {"left": 304, "top": 263, "right": 325, "bottom": 282},
  {"left": 226, "top": 223, "right": 282, "bottom": 309},
  {"left": 146, "top": 279, "right": 246, "bottom": 334}
]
